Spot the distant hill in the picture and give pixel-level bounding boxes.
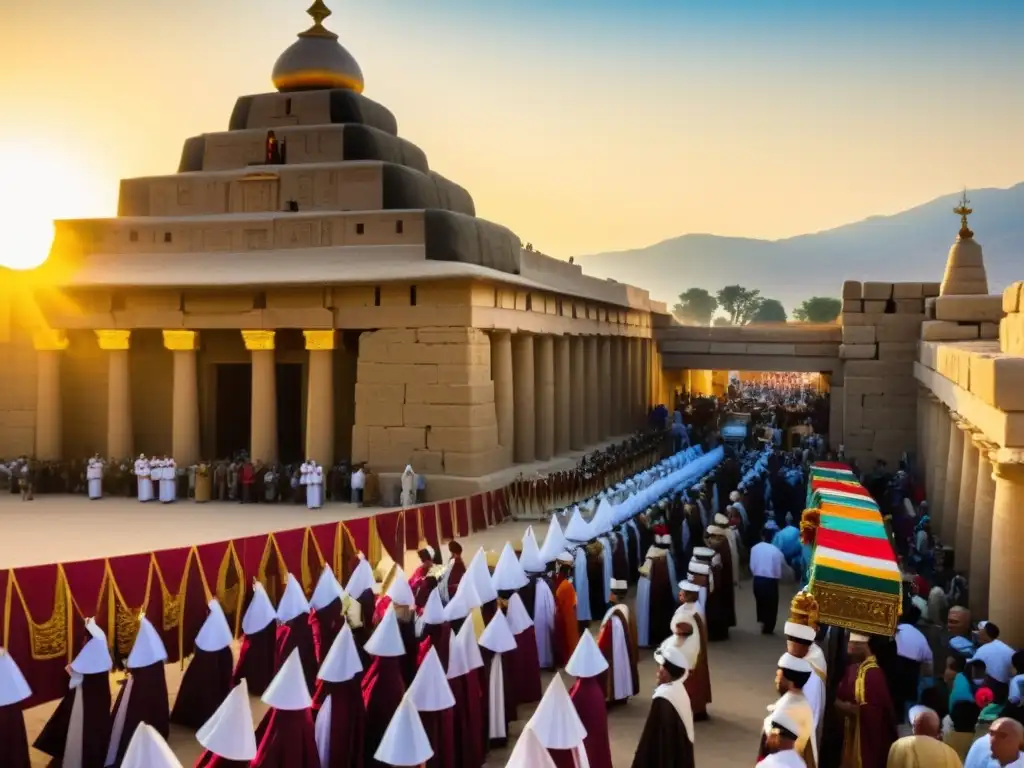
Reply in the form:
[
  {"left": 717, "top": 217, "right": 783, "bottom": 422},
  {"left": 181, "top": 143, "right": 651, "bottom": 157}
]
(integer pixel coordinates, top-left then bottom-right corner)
[{"left": 576, "top": 183, "right": 1023, "bottom": 312}]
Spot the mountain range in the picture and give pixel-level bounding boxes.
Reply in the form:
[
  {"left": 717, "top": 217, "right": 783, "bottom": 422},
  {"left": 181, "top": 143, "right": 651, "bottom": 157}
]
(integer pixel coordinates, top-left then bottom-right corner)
[{"left": 576, "top": 182, "right": 1023, "bottom": 313}]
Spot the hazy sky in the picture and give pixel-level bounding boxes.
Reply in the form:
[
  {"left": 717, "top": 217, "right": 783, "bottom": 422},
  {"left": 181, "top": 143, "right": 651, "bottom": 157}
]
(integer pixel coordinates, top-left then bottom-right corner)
[{"left": 1, "top": 0, "right": 1023, "bottom": 268}]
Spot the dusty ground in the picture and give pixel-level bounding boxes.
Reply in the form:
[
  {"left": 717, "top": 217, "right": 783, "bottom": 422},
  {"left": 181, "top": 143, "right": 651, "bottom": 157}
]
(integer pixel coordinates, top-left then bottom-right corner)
[{"left": 6, "top": 496, "right": 797, "bottom": 767}]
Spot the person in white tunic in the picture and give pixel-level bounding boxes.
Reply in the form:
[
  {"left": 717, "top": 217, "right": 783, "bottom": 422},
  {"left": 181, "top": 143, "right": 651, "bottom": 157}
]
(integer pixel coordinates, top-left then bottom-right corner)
[
  {"left": 759, "top": 653, "right": 817, "bottom": 768},
  {"left": 195, "top": 680, "right": 258, "bottom": 765},
  {"left": 599, "top": 579, "right": 638, "bottom": 705},
  {"left": 133, "top": 455, "right": 153, "bottom": 503},
  {"left": 120, "top": 724, "right": 182, "bottom": 768},
  {"left": 306, "top": 462, "right": 324, "bottom": 510},
  {"left": 400, "top": 465, "right": 417, "bottom": 508},
  {"left": 87, "top": 455, "right": 104, "bottom": 500},
  {"left": 760, "top": 709, "right": 808, "bottom": 767},
  {"left": 374, "top": 694, "right": 435, "bottom": 767},
  {"left": 157, "top": 458, "right": 177, "bottom": 504}
]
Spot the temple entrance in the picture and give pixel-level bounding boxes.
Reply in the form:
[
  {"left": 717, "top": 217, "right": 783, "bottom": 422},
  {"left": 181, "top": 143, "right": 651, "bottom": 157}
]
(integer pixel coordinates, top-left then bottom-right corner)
[
  {"left": 215, "top": 363, "right": 252, "bottom": 459},
  {"left": 276, "top": 363, "right": 303, "bottom": 464}
]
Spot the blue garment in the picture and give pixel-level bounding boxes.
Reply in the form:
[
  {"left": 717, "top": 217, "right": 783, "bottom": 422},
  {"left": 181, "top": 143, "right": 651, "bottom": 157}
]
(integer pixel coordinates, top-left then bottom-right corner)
[
  {"left": 948, "top": 672, "right": 976, "bottom": 712},
  {"left": 573, "top": 548, "right": 591, "bottom": 621},
  {"left": 963, "top": 733, "right": 1022, "bottom": 767}
]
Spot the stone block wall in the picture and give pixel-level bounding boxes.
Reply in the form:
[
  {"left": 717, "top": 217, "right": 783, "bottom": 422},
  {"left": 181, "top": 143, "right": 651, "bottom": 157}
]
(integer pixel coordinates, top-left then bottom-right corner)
[
  {"left": 351, "top": 327, "right": 504, "bottom": 476},
  {"left": 0, "top": 324, "right": 38, "bottom": 457},
  {"left": 839, "top": 280, "right": 937, "bottom": 465}
]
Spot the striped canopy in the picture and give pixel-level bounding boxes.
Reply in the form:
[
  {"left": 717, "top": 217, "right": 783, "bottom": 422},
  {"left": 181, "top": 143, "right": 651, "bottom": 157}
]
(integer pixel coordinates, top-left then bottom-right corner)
[{"left": 807, "top": 462, "right": 902, "bottom": 636}]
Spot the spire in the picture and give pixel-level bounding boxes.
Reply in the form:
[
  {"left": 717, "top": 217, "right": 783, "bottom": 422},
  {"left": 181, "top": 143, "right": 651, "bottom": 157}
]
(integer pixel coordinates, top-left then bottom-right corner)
[
  {"left": 299, "top": 0, "right": 339, "bottom": 39},
  {"left": 954, "top": 188, "right": 974, "bottom": 240},
  {"left": 940, "top": 187, "right": 989, "bottom": 296}
]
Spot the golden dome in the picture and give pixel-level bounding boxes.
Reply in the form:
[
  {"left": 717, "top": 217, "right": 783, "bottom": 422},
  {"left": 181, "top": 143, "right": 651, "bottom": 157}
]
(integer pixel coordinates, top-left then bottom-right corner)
[{"left": 272, "top": 1, "right": 365, "bottom": 94}]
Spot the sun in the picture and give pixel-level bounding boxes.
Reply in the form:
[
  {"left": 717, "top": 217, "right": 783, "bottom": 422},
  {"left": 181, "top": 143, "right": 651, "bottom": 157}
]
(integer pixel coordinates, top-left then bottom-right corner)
[{"left": 0, "top": 143, "right": 111, "bottom": 270}]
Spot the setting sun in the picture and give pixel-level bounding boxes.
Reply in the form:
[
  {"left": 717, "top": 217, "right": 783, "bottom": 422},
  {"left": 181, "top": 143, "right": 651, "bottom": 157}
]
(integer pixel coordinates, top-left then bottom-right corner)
[{"left": 0, "top": 143, "right": 111, "bottom": 271}]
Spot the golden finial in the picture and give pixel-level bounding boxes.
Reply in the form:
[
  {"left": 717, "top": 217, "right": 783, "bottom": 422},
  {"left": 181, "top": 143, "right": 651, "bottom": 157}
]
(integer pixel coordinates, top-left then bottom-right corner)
[
  {"left": 953, "top": 188, "right": 974, "bottom": 240},
  {"left": 299, "top": 0, "right": 338, "bottom": 39}
]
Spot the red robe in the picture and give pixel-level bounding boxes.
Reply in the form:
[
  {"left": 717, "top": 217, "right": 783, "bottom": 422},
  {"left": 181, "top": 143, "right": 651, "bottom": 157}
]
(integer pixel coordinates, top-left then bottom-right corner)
[
  {"left": 552, "top": 576, "right": 579, "bottom": 667},
  {"left": 233, "top": 623, "right": 277, "bottom": 696},
  {"left": 252, "top": 708, "right": 320, "bottom": 767},
  {"left": 836, "top": 656, "right": 897, "bottom": 768},
  {"left": 448, "top": 671, "right": 485, "bottom": 768},
  {"left": 0, "top": 702, "right": 30, "bottom": 768},
  {"left": 195, "top": 754, "right": 249, "bottom": 767},
  {"left": 171, "top": 646, "right": 234, "bottom": 729},
  {"left": 419, "top": 707, "right": 456, "bottom": 768},
  {"left": 570, "top": 676, "right": 613, "bottom": 768},
  {"left": 417, "top": 623, "right": 451, "bottom": 670},
  {"left": 276, "top": 616, "right": 319, "bottom": 696},
  {"left": 361, "top": 656, "right": 406, "bottom": 768},
  {"left": 311, "top": 599, "right": 345, "bottom": 665},
  {"left": 683, "top": 612, "right": 712, "bottom": 717},
  {"left": 315, "top": 678, "right": 365, "bottom": 768},
  {"left": 33, "top": 672, "right": 113, "bottom": 767},
  {"left": 108, "top": 663, "right": 170, "bottom": 766},
  {"left": 445, "top": 560, "right": 466, "bottom": 601},
  {"left": 511, "top": 625, "right": 543, "bottom": 705}
]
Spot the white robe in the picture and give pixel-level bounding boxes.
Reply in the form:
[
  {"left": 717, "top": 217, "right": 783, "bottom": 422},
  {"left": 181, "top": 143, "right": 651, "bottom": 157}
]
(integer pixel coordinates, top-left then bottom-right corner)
[
  {"left": 307, "top": 469, "right": 323, "bottom": 509},
  {"left": 573, "top": 549, "right": 591, "bottom": 622},
  {"left": 598, "top": 537, "right": 613, "bottom": 605},
  {"left": 314, "top": 694, "right": 334, "bottom": 768},
  {"left": 765, "top": 690, "right": 817, "bottom": 767},
  {"left": 487, "top": 653, "right": 507, "bottom": 740},
  {"left": 87, "top": 463, "right": 102, "bottom": 499},
  {"left": 635, "top": 574, "right": 651, "bottom": 648},
  {"left": 533, "top": 578, "right": 556, "bottom": 669},
  {"left": 601, "top": 605, "right": 633, "bottom": 701},
  {"left": 159, "top": 464, "right": 176, "bottom": 503},
  {"left": 134, "top": 460, "right": 153, "bottom": 503},
  {"left": 760, "top": 750, "right": 807, "bottom": 767}
]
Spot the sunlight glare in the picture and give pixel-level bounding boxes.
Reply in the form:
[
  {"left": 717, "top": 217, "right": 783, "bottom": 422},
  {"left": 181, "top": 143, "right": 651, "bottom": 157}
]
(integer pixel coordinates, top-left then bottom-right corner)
[{"left": 0, "top": 144, "right": 110, "bottom": 271}]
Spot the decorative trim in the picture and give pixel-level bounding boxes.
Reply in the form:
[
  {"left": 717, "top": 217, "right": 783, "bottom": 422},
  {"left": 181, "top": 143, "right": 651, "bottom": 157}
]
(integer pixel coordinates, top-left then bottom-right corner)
[
  {"left": 32, "top": 329, "right": 69, "bottom": 352},
  {"left": 812, "top": 579, "right": 901, "bottom": 636},
  {"left": 241, "top": 330, "right": 275, "bottom": 351},
  {"left": 303, "top": 329, "right": 336, "bottom": 351},
  {"left": 162, "top": 330, "right": 199, "bottom": 351},
  {"left": 94, "top": 330, "right": 131, "bottom": 351}
]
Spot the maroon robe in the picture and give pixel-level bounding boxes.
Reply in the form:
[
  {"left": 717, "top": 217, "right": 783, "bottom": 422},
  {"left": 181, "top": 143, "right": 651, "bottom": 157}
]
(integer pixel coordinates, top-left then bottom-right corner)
[
  {"left": 33, "top": 672, "right": 113, "bottom": 767},
  {"left": 707, "top": 537, "right": 736, "bottom": 630},
  {"left": 629, "top": 698, "right": 695, "bottom": 768},
  {"left": 836, "top": 657, "right": 897, "bottom": 768},
  {"left": 511, "top": 625, "right": 543, "bottom": 704},
  {"left": 570, "top": 676, "right": 613, "bottom": 768},
  {"left": 361, "top": 656, "right": 406, "bottom": 768},
  {"left": 0, "top": 702, "right": 30, "bottom": 768},
  {"left": 171, "top": 646, "right": 234, "bottom": 729},
  {"left": 276, "top": 617, "right": 319, "bottom": 696},
  {"left": 548, "top": 748, "right": 579, "bottom": 768},
  {"left": 398, "top": 617, "right": 419, "bottom": 686},
  {"left": 316, "top": 678, "right": 365, "bottom": 768},
  {"left": 252, "top": 708, "right": 320, "bottom": 768},
  {"left": 476, "top": 658, "right": 491, "bottom": 757},
  {"left": 647, "top": 556, "right": 674, "bottom": 648},
  {"left": 682, "top": 612, "right": 712, "bottom": 718},
  {"left": 448, "top": 671, "right": 484, "bottom": 768},
  {"left": 480, "top": 599, "right": 498, "bottom": 626},
  {"left": 419, "top": 707, "right": 456, "bottom": 768},
  {"left": 480, "top": 649, "right": 516, "bottom": 747},
  {"left": 310, "top": 600, "right": 345, "bottom": 665},
  {"left": 417, "top": 623, "right": 451, "bottom": 670},
  {"left": 353, "top": 589, "right": 376, "bottom": 663},
  {"left": 194, "top": 754, "right": 250, "bottom": 768},
  {"left": 233, "top": 623, "right": 277, "bottom": 696},
  {"left": 108, "top": 663, "right": 171, "bottom": 766},
  {"left": 445, "top": 560, "right": 466, "bottom": 601}
]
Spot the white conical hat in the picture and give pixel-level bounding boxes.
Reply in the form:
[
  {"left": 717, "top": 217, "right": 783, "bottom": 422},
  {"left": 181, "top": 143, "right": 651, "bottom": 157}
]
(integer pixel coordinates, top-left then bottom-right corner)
[
  {"left": 446, "top": 621, "right": 485, "bottom": 679},
  {"left": 196, "top": 680, "right": 258, "bottom": 761},
  {"left": 407, "top": 646, "right": 455, "bottom": 712},
  {"left": 317, "top": 622, "right": 363, "bottom": 683},
  {"left": 276, "top": 573, "right": 311, "bottom": 623},
  {"left": 345, "top": 556, "right": 376, "bottom": 597},
  {"left": 241, "top": 581, "right": 276, "bottom": 635},
  {"left": 563, "top": 508, "right": 592, "bottom": 543},
  {"left": 538, "top": 516, "right": 569, "bottom": 563},
  {"left": 309, "top": 565, "right": 345, "bottom": 611},
  {"left": 589, "top": 498, "right": 613, "bottom": 536},
  {"left": 519, "top": 527, "right": 546, "bottom": 573},
  {"left": 261, "top": 648, "right": 312, "bottom": 711},
  {"left": 504, "top": 593, "right": 534, "bottom": 634},
  {"left": 565, "top": 629, "right": 608, "bottom": 679},
  {"left": 421, "top": 588, "right": 445, "bottom": 626},
  {"left": 386, "top": 566, "right": 416, "bottom": 607},
  {"left": 71, "top": 618, "right": 113, "bottom": 675},
  {"left": 442, "top": 578, "right": 480, "bottom": 622},
  {"left": 527, "top": 673, "right": 588, "bottom": 749},
  {"left": 373, "top": 694, "right": 434, "bottom": 766},
  {"left": 466, "top": 549, "right": 498, "bottom": 604},
  {"left": 121, "top": 723, "right": 182, "bottom": 768},
  {"left": 506, "top": 725, "right": 558, "bottom": 768},
  {"left": 127, "top": 616, "right": 168, "bottom": 669},
  {"left": 363, "top": 603, "right": 405, "bottom": 658},
  {"left": 194, "top": 599, "right": 233, "bottom": 653},
  {"left": 491, "top": 542, "right": 529, "bottom": 591},
  {"left": 478, "top": 610, "right": 517, "bottom": 654},
  {"left": 0, "top": 647, "right": 32, "bottom": 706}
]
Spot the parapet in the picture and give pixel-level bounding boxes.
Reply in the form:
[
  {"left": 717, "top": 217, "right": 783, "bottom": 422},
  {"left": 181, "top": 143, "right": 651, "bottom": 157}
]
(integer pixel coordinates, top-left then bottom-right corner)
[{"left": 228, "top": 89, "right": 398, "bottom": 135}]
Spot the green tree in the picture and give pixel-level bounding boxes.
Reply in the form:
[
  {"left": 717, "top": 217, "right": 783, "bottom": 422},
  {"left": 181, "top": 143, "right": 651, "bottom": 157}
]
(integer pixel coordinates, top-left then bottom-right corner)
[
  {"left": 672, "top": 287, "right": 718, "bottom": 326},
  {"left": 749, "top": 298, "right": 787, "bottom": 324},
  {"left": 712, "top": 316, "right": 732, "bottom": 327},
  {"left": 793, "top": 296, "right": 842, "bottom": 323},
  {"left": 715, "top": 285, "right": 763, "bottom": 325}
]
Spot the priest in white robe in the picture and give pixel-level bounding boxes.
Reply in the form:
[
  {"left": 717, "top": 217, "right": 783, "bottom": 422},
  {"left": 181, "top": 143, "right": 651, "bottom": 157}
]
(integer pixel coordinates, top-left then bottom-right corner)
[
  {"left": 87, "top": 455, "right": 104, "bottom": 500},
  {"left": 757, "top": 653, "right": 817, "bottom": 768},
  {"left": 134, "top": 455, "right": 153, "bottom": 503},
  {"left": 760, "top": 709, "right": 808, "bottom": 768}
]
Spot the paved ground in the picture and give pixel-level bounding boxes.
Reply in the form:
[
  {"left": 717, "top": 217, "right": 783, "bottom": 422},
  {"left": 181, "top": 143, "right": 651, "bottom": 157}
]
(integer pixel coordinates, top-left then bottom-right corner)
[{"left": 9, "top": 499, "right": 798, "bottom": 766}]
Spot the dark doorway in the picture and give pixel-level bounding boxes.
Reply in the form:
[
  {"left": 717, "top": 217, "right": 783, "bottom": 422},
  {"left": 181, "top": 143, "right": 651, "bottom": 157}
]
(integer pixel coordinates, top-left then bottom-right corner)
[
  {"left": 276, "top": 363, "right": 303, "bottom": 464},
  {"left": 216, "top": 364, "right": 252, "bottom": 459}
]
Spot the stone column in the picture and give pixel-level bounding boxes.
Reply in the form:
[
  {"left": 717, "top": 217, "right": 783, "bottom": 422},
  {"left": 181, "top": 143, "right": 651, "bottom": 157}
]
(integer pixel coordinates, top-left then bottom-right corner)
[
  {"left": 95, "top": 330, "right": 133, "bottom": 458},
  {"left": 598, "top": 337, "right": 612, "bottom": 440},
  {"left": 941, "top": 417, "right": 965, "bottom": 545},
  {"left": 916, "top": 386, "right": 929, "bottom": 487},
  {"left": 954, "top": 424, "right": 980, "bottom": 573},
  {"left": 607, "top": 338, "right": 620, "bottom": 437},
  {"left": 490, "top": 331, "right": 515, "bottom": 459},
  {"left": 242, "top": 330, "right": 277, "bottom": 464},
  {"left": 989, "top": 461, "right": 1024, "bottom": 647},
  {"left": 630, "top": 338, "right": 643, "bottom": 427},
  {"left": 921, "top": 396, "right": 937, "bottom": 515},
  {"left": 163, "top": 330, "right": 201, "bottom": 466},
  {"left": 569, "top": 336, "right": 586, "bottom": 450},
  {"left": 534, "top": 335, "right": 555, "bottom": 461},
  {"left": 930, "top": 402, "right": 951, "bottom": 532},
  {"left": 32, "top": 329, "right": 68, "bottom": 460},
  {"left": 969, "top": 441, "right": 997, "bottom": 616},
  {"left": 584, "top": 336, "right": 599, "bottom": 445},
  {"left": 304, "top": 330, "right": 335, "bottom": 466},
  {"left": 512, "top": 333, "right": 536, "bottom": 463},
  {"left": 618, "top": 338, "right": 630, "bottom": 434},
  {"left": 554, "top": 335, "right": 571, "bottom": 455}
]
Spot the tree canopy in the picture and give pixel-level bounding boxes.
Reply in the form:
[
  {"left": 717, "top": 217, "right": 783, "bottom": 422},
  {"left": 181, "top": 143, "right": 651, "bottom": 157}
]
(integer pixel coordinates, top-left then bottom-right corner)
[
  {"left": 715, "top": 285, "right": 763, "bottom": 325},
  {"left": 712, "top": 316, "right": 732, "bottom": 327},
  {"left": 749, "top": 298, "right": 787, "bottom": 324},
  {"left": 672, "top": 287, "right": 718, "bottom": 326},
  {"left": 793, "top": 296, "right": 842, "bottom": 323}
]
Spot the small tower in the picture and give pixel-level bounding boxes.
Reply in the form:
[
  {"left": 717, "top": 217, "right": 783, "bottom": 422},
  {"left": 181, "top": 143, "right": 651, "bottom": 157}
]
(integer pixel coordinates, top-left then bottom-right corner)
[{"left": 939, "top": 190, "right": 989, "bottom": 296}]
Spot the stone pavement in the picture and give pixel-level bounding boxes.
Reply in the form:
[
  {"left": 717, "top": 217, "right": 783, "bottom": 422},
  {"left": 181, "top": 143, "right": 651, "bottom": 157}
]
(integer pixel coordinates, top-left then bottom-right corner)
[{"left": 10, "top": 501, "right": 798, "bottom": 766}]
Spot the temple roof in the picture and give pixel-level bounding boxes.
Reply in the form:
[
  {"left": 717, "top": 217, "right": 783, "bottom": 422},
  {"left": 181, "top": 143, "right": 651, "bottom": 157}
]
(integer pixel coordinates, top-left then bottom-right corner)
[{"left": 272, "top": 1, "right": 365, "bottom": 93}]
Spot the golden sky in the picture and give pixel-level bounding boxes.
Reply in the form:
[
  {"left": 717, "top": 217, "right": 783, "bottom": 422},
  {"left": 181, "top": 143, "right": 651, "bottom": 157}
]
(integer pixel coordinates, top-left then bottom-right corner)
[{"left": 1, "top": 0, "right": 1022, "bottom": 269}]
